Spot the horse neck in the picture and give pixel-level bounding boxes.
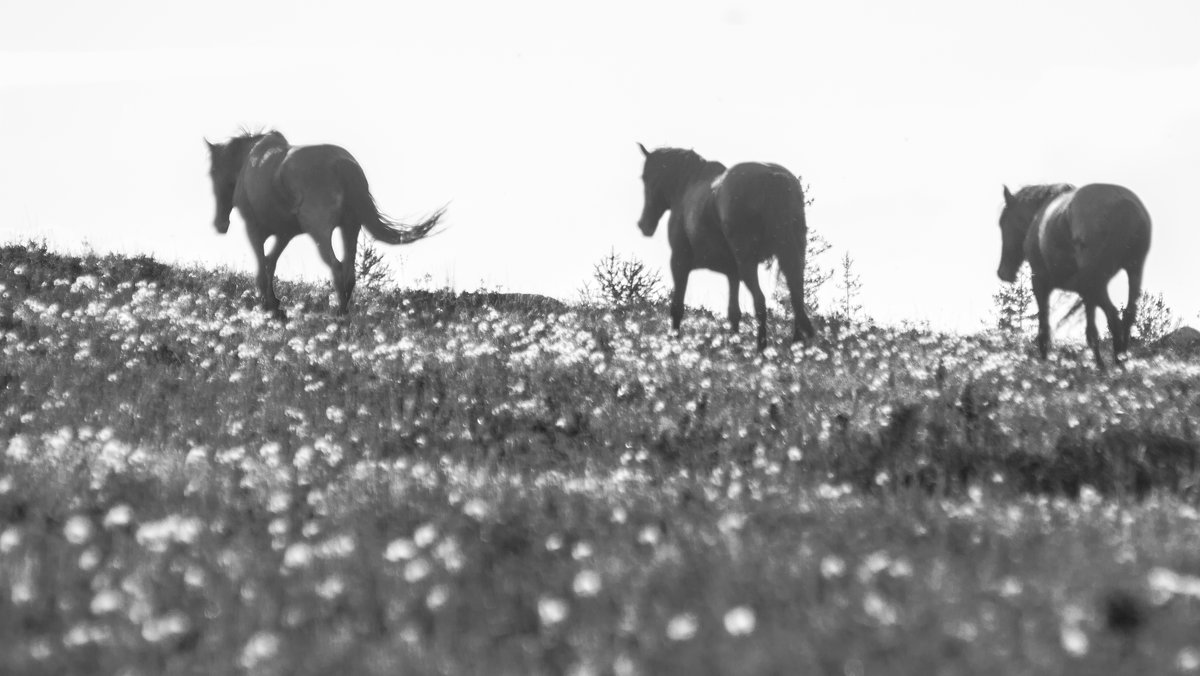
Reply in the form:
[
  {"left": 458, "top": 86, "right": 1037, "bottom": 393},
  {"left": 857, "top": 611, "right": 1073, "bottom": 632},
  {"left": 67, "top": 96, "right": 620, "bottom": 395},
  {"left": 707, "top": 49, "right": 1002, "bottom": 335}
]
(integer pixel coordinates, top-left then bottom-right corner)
[
  {"left": 662, "top": 158, "right": 724, "bottom": 205},
  {"left": 227, "top": 136, "right": 260, "bottom": 171},
  {"left": 233, "top": 133, "right": 288, "bottom": 169}
]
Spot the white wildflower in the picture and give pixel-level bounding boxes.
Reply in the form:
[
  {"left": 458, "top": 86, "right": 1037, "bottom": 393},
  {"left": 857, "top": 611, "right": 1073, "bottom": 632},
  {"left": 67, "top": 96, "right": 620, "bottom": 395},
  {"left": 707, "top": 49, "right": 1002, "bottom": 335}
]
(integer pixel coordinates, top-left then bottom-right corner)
[
  {"left": 573, "top": 570, "right": 602, "bottom": 598},
  {"left": 63, "top": 515, "right": 93, "bottom": 545},
  {"left": 240, "top": 631, "right": 281, "bottom": 670},
  {"left": 666, "top": 613, "right": 698, "bottom": 641},
  {"left": 538, "top": 596, "right": 569, "bottom": 627},
  {"left": 723, "top": 606, "right": 756, "bottom": 636},
  {"left": 384, "top": 539, "right": 417, "bottom": 562}
]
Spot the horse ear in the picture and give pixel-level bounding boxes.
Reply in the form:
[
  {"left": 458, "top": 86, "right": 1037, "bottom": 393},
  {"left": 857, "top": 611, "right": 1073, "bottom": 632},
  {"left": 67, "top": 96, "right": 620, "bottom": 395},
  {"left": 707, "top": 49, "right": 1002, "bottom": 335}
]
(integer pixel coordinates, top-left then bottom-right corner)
[
  {"left": 205, "top": 138, "right": 217, "bottom": 153},
  {"left": 1002, "top": 185, "right": 1015, "bottom": 205},
  {"left": 638, "top": 142, "right": 649, "bottom": 157}
]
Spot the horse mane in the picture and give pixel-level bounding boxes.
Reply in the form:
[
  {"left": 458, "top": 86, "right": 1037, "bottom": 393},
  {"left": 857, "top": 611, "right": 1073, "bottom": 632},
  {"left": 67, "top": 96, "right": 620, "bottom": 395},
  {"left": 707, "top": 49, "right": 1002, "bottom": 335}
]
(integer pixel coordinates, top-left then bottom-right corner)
[
  {"left": 1013, "top": 183, "right": 1074, "bottom": 209},
  {"left": 209, "top": 129, "right": 288, "bottom": 171},
  {"left": 646, "top": 147, "right": 726, "bottom": 196}
]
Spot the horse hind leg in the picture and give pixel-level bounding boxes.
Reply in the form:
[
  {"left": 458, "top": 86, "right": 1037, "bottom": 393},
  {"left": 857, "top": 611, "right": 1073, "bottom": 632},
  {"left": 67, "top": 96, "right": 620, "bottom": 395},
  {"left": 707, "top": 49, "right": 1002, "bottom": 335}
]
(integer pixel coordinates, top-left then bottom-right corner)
[
  {"left": 1083, "top": 299, "right": 1106, "bottom": 369},
  {"left": 737, "top": 260, "right": 769, "bottom": 351},
  {"left": 1097, "top": 288, "right": 1125, "bottom": 364},
  {"left": 314, "top": 226, "right": 352, "bottom": 316},
  {"left": 1123, "top": 262, "right": 1144, "bottom": 351},
  {"left": 775, "top": 243, "right": 815, "bottom": 343}
]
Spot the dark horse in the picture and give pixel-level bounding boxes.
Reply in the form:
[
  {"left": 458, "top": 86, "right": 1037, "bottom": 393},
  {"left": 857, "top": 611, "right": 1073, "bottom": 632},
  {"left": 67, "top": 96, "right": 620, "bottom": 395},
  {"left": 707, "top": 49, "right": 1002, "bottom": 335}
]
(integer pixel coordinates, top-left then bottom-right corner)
[
  {"left": 205, "top": 131, "right": 444, "bottom": 316},
  {"left": 997, "top": 183, "right": 1151, "bottom": 368},
  {"left": 636, "top": 144, "right": 815, "bottom": 351}
]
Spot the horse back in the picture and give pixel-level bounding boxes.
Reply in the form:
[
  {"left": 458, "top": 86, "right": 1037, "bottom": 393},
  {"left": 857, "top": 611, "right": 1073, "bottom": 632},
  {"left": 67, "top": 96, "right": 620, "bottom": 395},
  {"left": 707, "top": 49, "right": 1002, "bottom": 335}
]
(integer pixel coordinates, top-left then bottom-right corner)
[
  {"left": 1034, "top": 184, "right": 1151, "bottom": 289},
  {"left": 715, "top": 163, "right": 805, "bottom": 222},
  {"left": 715, "top": 163, "right": 806, "bottom": 255},
  {"left": 276, "top": 145, "right": 366, "bottom": 217}
]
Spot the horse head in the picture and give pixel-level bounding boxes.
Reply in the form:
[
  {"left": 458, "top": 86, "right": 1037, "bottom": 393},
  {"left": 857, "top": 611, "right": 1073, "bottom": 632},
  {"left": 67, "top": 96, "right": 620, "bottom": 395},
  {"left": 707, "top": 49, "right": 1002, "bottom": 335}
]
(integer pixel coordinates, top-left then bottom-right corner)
[
  {"left": 636, "top": 143, "right": 669, "bottom": 236},
  {"left": 996, "top": 185, "right": 1029, "bottom": 282},
  {"left": 206, "top": 138, "right": 238, "bottom": 234}
]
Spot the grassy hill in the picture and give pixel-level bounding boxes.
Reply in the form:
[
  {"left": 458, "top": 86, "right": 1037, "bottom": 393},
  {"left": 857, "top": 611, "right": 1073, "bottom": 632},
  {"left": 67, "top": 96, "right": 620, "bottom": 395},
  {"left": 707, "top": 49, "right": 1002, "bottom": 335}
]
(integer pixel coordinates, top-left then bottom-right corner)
[{"left": 2, "top": 241, "right": 1200, "bottom": 675}]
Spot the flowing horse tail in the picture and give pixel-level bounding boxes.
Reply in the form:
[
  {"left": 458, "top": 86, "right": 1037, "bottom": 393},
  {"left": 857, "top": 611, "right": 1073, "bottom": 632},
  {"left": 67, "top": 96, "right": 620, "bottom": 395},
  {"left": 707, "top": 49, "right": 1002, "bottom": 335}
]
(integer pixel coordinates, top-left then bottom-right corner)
[{"left": 335, "top": 159, "right": 445, "bottom": 245}]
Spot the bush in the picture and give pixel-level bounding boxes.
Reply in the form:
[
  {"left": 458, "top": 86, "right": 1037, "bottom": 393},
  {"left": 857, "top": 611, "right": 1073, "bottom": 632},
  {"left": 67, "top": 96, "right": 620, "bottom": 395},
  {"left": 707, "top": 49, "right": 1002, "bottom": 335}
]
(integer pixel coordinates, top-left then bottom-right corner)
[
  {"left": 992, "top": 267, "right": 1035, "bottom": 336},
  {"left": 1131, "top": 290, "right": 1177, "bottom": 344},
  {"left": 580, "top": 251, "right": 664, "bottom": 307},
  {"left": 355, "top": 235, "right": 394, "bottom": 294}
]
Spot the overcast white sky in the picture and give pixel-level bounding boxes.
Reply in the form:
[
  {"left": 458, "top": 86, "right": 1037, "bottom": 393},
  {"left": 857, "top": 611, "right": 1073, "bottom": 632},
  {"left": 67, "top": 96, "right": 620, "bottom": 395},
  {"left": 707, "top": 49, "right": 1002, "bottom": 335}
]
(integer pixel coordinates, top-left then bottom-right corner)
[{"left": 3, "top": 0, "right": 1199, "bottom": 331}]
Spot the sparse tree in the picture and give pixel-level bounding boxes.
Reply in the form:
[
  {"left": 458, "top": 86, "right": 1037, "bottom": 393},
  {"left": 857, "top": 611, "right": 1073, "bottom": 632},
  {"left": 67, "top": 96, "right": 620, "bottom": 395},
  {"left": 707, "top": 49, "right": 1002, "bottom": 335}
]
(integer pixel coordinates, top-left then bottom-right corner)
[
  {"left": 992, "top": 267, "right": 1035, "bottom": 335},
  {"left": 581, "top": 251, "right": 664, "bottom": 307},
  {"left": 835, "top": 252, "right": 863, "bottom": 323},
  {"left": 1130, "top": 290, "right": 1177, "bottom": 344},
  {"left": 356, "top": 234, "right": 394, "bottom": 293}
]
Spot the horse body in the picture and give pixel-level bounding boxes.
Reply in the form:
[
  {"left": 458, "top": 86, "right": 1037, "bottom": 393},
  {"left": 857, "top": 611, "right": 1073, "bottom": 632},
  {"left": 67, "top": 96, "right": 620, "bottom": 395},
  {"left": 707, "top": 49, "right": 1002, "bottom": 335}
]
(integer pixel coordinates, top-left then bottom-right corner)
[
  {"left": 206, "top": 131, "right": 443, "bottom": 316},
  {"left": 998, "top": 183, "right": 1151, "bottom": 367},
  {"left": 638, "top": 145, "right": 815, "bottom": 350}
]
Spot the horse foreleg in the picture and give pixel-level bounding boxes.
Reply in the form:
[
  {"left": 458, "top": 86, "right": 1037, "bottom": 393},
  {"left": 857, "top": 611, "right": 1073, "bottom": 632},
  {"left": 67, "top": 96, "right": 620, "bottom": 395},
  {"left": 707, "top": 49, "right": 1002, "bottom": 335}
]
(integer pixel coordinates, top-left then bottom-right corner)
[
  {"left": 248, "top": 230, "right": 280, "bottom": 317},
  {"left": 670, "top": 258, "right": 690, "bottom": 333},
  {"left": 1084, "top": 300, "right": 1105, "bottom": 369},
  {"left": 738, "top": 262, "right": 769, "bottom": 351},
  {"left": 262, "top": 234, "right": 294, "bottom": 317},
  {"left": 1032, "top": 275, "right": 1051, "bottom": 360},
  {"left": 726, "top": 273, "right": 741, "bottom": 334}
]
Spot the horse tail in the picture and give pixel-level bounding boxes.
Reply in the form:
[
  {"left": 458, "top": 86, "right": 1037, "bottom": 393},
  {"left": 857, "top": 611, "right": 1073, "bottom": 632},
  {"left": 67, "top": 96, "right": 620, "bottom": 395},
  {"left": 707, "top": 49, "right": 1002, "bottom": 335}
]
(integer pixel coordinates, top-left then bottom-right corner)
[
  {"left": 335, "top": 160, "right": 445, "bottom": 245},
  {"left": 779, "top": 173, "right": 809, "bottom": 248}
]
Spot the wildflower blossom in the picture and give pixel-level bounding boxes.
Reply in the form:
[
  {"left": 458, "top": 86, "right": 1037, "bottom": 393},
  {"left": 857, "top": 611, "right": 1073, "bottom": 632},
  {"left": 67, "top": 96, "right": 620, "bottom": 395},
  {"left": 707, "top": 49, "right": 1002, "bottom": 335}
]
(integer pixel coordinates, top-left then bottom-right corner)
[
  {"left": 538, "top": 596, "right": 569, "bottom": 627},
  {"left": 573, "top": 570, "right": 602, "bottom": 597},
  {"left": 63, "top": 515, "right": 93, "bottom": 545},
  {"left": 384, "top": 539, "right": 417, "bottom": 562},
  {"left": 723, "top": 606, "right": 756, "bottom": 636},
  {"left": 404, "top": 558, "right": 431, "bottom": 582},
  {"left": 240, "top": 632, "right": 281, "bottom": 670},
  {"left": 1178, "top": 648, "right": 1200, "bottom": 672},
  {"left": 135, "top": 515, "right": 202, "bottom": 552},
  {"left": 666, "top": 613, "right": 698, "bottom": 641},
  {"left": 103, "top": 504, "right": 134, "bottom": 529}
]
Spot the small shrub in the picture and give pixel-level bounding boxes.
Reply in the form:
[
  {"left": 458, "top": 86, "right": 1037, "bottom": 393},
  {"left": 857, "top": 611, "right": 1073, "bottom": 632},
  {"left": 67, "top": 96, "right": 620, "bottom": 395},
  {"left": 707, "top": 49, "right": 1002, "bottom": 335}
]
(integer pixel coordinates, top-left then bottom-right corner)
[
  {"left": 1129, "top": 290, "right": 1177, "bottom": 344},
  {"left": 581, "top": 251, "right": 664, "bottom": 307},
  {"left": 356, "top": 235, "right": 394, "bottom": 294},
  {"left": 992, "top": 267, "right": 1035, "bottom": 336}
]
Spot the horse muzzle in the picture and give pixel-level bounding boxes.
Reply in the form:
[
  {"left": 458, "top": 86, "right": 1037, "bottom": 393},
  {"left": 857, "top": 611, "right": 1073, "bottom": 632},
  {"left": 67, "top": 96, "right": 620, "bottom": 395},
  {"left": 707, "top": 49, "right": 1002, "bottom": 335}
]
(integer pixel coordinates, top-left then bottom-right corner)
[
  {"left": 997, "top": 266, "right": 1017, "bottom": 283},
  {"left": 214, "top": 218, "right": 231, "bottom": 234},
  {"left": 637, "top": 220, "right": 656, "bottom": 237}
]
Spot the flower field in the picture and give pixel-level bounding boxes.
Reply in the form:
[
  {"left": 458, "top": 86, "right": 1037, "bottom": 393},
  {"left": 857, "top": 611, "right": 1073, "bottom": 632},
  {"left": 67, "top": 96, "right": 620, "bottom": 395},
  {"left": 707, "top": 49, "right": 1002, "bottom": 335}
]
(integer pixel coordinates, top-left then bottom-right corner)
[{"left": 2, "top": 241, "right": 1200, "bottom": 675}]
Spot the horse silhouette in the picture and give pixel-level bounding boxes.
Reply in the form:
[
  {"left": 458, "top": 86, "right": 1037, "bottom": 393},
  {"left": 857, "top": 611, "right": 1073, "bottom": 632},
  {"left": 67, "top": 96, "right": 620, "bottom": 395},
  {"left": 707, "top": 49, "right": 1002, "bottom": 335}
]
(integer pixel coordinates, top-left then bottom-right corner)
[
  {"left": 205, "top": 131, "right": 443, "bottom": 316},
  {"left": 636, "top": 144, "right": 815, "bottom": 350},
  {"left": 997, "top": 183, "right": 1151, "bottom": 367}
]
